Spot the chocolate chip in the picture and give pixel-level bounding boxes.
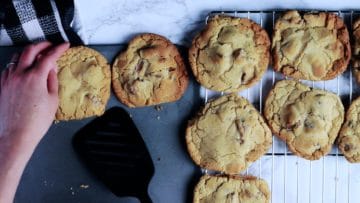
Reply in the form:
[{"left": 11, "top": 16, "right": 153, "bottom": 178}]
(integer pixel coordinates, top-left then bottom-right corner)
[
  {"left": 244, "top": 190, "right": 252, "bottom": 198},
  {"left": 286, "top": 121, "right": 300, "bottom": 130},
  {"left": 308, "top": 109, "right": 313, "bottom": 115},
  {"left": 216, "top": 53, "right": 223, "bottom": 58},
  {"left": 344, "top": 144, "right": 351, "bottom": 151},
  {"left": 159, "top": 57, "right": 166, "bottom": 63},
  {"left": 135, "top": 60, "right": 144, "bottom": 72},
  {"left": 232, "top": 49, "right": 241, "bottom": 58},
  {"left": 129, "top": 86, "right": 136, "bottom": 94},
  {"left": 241, "top": 73, "right": 247, "bottom": 82},
  {"left": 304, "top": 119, "right": 314, "bottom": 129}
]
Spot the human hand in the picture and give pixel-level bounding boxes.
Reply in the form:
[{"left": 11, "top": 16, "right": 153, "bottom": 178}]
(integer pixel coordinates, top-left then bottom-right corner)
[{"left": 0, "top": 42, "right": 69, "bottom": 144}]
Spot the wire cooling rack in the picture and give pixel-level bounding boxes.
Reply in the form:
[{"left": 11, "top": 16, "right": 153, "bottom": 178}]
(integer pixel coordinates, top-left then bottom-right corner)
[{"left": 201, "top": 10, "right": 360, "bottom": 203}]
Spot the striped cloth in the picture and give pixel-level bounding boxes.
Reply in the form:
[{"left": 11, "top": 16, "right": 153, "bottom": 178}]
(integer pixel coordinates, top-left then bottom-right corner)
[{"left": 0, "top": 0, "right": 82, "bottom": 46}]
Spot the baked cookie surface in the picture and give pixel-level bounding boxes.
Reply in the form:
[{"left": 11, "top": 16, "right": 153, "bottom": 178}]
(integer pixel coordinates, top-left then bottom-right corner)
[
  {"left": 272, "top": 10, "right": 351, "bottom": 80},
  {"left": 264, "top": 80, "right": 344, "bottom": 160},
  {"left": 352, "top": 19, "right": 360, "bottom": 83},
  {"left": 189, "top": 15, "right": 270, "bottom": 92},
  {"left": 186, "top": 94, "right": 272, "bottom": 174},
  {"left": 193, "top": 175, "right": 270, "bottom": 203},
  {"left": 56, "top": 46, "right": 111, "bottom": 120},
  {"left": 112, "top": 33, "right": 188, "bottom": 107},
  {"left": 338, "top": 97, "right": 360, "bottom": 163}
]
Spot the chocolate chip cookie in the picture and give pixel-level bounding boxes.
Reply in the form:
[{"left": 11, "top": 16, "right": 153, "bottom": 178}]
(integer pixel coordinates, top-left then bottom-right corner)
[
  {"left": 112, "top": 33, "right": 188, "bottom": 107},
  {"left": 186, "top": 94, "right": 272, "bottom": 174},
  {"left": 56, "top": 46, "right": 111, "bottom": 120},
  {"left": 264, "top": 80, "right": 344, "bottom": 160},
  {"left": 338, "top": 96, "right": 360, "bottom": 163},
  {"left": 189, "top": 15, "right": 270, "bottom": 92},
  {"left": 272, "top": 10, "right": 351, "bottom": 80},
  {"left": 193, "top": 175, "right": 270, "bottom": 203},
  {"left": 352, "top": 18, "right": 360, "bottom": 83}
]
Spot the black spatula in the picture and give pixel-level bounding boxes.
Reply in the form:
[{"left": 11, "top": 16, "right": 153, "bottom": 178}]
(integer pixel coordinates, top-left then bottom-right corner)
[{"left": 73, "top": 107, "right": 154, "bottom": 203}]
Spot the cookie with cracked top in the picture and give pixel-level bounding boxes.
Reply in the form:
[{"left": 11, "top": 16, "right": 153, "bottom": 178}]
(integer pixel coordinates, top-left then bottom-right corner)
[
  {"left": 338, "top": 96, "right": 360, "bottom": 163},
  {"left": 264, "top": 80, "right": 344, "bottom": 160},
  {"left": 189, "top": 15, "right": 270, "bottom": 92},
  {"left": 186, "top": 94, "right": 272, "bottom": 174},
  {"left": 56, "top": 46, "right": 111, "bottom": 121},
  {"left": 352, "top": 18, "right": 360, "bottom": 83},
  {"left": 193, "top": 175, "right": 270, "bottom": 203},
  {"left": 112, "top": 33, "right": 189, "bottom": 107},
  {"left": 272, "top": 10, "right": 351, "bottom": 80}
]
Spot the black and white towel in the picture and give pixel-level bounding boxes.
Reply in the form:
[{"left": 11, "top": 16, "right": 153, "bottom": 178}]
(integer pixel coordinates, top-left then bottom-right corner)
[{"left": 0, "top": 0, "right": 82, "bottom": 46}]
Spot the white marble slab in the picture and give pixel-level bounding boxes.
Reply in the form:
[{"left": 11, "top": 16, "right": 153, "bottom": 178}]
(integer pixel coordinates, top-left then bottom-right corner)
[{"left": 74, "top": 0, "right": 360, "bottom": 45}]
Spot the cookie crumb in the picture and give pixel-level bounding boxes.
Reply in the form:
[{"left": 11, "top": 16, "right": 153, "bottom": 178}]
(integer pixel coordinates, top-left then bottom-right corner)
[
  {"left": 154, "top": 105, "right": 163, "bottom": 111},
  {"left": 70, "top": 187, "right": 75, "bottom": 195},
  {"left": 80, "top": 184, "right": 89, "bottom": 189}
]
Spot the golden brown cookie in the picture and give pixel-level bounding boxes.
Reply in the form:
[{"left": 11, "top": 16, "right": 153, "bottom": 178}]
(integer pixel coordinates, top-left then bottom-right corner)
[
  {"left": 352, "top": 18, "right": 360, "bottom": 83},
  {"left": 338, "top": 96, "right": 360, "bottom": 163},
  {"left": 264, "top": 80, "right": 344, "bottom": 160},
  {"left": 193, "top": 175, "right": 270, "bottom": 203},
  {"left": 112, "top": 33, "right": 188, "bottom": 107},
  {"left": 189, "top": 15, "right": 270, "bottom": 92},
  {"left": 186, "top": 94, "right": 272, "bottom": 174},
  {"left": 56, "top": 46, "right": 111, "bottom": 121},
  {"left": 272, "top": 10, "right": 351, "bottom": 80}
]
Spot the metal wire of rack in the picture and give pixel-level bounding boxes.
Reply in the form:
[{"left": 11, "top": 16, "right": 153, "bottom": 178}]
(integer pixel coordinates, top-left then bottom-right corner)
[{"left": 201, "top": 10, "right": 360, "bottom": 203}]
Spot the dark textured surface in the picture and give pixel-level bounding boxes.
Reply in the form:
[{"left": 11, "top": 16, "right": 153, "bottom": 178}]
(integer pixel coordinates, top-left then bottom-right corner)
[{"left": 0, "top": 45, "right": 202, "bottom": 203}]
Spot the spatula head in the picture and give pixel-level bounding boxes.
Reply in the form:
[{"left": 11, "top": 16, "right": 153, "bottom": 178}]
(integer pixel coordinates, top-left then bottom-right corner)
[{"left": 73, "top": 107, "right": 154, "bottom": 202}]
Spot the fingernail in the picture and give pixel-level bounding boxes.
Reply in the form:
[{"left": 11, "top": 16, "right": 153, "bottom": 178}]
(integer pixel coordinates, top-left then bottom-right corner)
[
  {"left": 45, "top": 49, "right": 55, "bottom": 56},
  {"left": 36, "top": 54, "right": 43, "bottom": 60}
]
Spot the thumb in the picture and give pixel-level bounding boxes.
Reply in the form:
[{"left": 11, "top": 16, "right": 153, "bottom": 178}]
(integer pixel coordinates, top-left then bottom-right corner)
[{"left": 47, "top": 69, "right": 58, "bottom": 95}]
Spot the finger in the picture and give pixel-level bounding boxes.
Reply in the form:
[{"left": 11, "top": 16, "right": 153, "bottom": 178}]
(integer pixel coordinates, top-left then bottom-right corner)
[
  {"left": 36, "top": 53, "right": 43, "bottom": 61},
  {"left": 35, "top": 42, "right": 70, "bottom": 75},
  {"left": 0, "top": 69, "right": 10, "bottom": 86},
  {"left": 7, "top": 53, "right": 19, "bottom": 73},
  {"left": 47, "top": 69, "right": 58, "bottom": 95},
  {"left": 16, "top": 41, "right": 52, "bottom": 72}
]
